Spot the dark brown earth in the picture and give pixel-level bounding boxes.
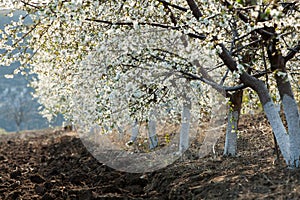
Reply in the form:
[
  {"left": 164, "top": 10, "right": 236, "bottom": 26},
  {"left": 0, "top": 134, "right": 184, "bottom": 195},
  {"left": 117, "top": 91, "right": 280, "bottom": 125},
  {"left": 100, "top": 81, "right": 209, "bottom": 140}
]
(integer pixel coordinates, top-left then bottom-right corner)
[{"left": 1, "top": 113, "right": 300, "bottom": 200}]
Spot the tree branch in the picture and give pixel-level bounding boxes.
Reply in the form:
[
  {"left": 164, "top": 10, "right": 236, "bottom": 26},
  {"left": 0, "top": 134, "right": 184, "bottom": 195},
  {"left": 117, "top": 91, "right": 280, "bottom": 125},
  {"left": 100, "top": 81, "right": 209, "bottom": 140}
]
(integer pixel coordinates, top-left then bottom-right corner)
[
  {"left": 284, "top": 41, "right": 300, "bottom": 62},
  {"left": 86, "top": 18, "right": 205, "bottom": 40},
  {"left": 219, "top": 44, "right": 259, "bottom": 88},
  {"left": 177, "top": 70, "right": 227, "bottom": 95},
  {"left": 218, "top": 43, "right": 271, "bottom": 104},
  {"left": 224, "top": 84, "right": 247, "bottom": 91},
  {"left": 232, "top": 38, "right": 263, "bottom": 55},
  {"left": 12, "top": 21, "right": 40, "bottom": 47},
  {"left": 86, "top": 19, "right": 180, "bottom": 30},
  {"left": 186, "top": 0, "right": 202, "bottom": 20},
  {"left": 20, "top": 0, "right": 40, "bottom": 9},
  {"left": 220, "top": 69, "right": 230, "bottom": 85},
  {"left": 157, "top": 0, "right": 188, "bottom": 12},
  {"left": 179, "top": 69, "right": 246, "bottom": 92},
  {"left": 186, "top": 32, "right": 206, "bottom": 40},
  {"left": 222, "top": 0, "right": 249, "bottom": 23}
]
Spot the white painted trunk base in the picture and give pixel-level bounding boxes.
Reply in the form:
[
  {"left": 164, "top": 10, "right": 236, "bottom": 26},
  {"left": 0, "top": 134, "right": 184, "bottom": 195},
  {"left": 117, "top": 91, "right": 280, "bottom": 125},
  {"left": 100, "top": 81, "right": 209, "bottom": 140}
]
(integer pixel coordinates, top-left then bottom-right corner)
[
  {"left": 223, "top": 110, "right": 238, "bottom": 156},
  {"left": 282, "top": 95, "right": 300, "bottom": 167},
  {"left": 179, "top": 102, "right": 191, "bottom": 153},
  {"left": 148, "top": 108, "right": 158, "bottom": 149},
  {"left": 264, "top": 99, "right": 300, "bottom": 168},
  {"left": 130, "top": 119, "right": 139, "bottom": 142}
]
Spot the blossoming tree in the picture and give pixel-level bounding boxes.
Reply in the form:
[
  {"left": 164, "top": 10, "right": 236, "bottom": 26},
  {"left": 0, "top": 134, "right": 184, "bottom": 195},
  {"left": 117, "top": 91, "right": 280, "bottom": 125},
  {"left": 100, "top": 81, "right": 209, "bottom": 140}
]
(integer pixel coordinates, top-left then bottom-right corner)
[{"left": 0, "top": 0, "right": 299, "bottom": 167}]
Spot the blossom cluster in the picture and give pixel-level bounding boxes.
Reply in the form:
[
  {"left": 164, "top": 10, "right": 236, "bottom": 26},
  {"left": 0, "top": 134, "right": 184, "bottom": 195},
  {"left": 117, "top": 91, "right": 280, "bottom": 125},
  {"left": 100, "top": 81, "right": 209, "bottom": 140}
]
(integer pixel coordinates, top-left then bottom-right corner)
[{"left": 0, "top": 0, "right": 299, "bottom": 130}]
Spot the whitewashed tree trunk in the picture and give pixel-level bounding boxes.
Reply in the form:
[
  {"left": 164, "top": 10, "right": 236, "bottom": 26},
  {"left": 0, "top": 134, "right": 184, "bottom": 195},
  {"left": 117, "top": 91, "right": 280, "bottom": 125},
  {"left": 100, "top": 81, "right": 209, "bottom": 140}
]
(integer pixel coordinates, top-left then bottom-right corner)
[
  {"left": 270, "top": 51, "right": 300, "bottom": 167},
  {"left": 219, "top": 43, "right": 299, "bottom": 168},
  {"left": 179, "top": 97, "right": 191, "bottom": 153},
  {"left": 128, "top": 112, "right": 159, "bottom": 149},
  {"left": 282, "top": 95, "right": 300, "bottom": 167},
  {"left": 224, "top": 110, "right": 239, "bottom": 156},
  {"left": 263, "top": 100, "right": 290, "bottom": 161},
  {"left": 275, "top": 71, "right": 300, "bottom": 167},
  {"left": 130, "top": 119, "right": 139, "bottom": 142},
  {"left": 148, "top": 108, "right": 158, "bottom": 149},
  {"left": 116, "top": 125, "right": 124, "bottom": 140},
  {"left": 224, "top": 90, "right": 242, "bottom": 156}
]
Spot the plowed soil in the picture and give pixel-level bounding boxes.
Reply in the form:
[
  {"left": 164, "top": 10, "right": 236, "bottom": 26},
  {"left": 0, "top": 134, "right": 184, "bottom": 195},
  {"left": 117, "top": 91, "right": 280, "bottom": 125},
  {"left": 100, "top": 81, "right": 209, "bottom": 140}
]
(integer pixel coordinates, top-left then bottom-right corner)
[{"left": 1, "top": 114, "right": 300, "bottom": 200}]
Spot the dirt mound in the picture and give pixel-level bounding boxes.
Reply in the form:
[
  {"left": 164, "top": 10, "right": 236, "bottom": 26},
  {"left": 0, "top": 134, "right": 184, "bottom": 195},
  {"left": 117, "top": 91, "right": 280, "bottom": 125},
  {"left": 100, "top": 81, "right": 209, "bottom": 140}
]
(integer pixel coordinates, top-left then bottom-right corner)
[{"left": 1, "top": 114, "right": 300, "bottom": 199}]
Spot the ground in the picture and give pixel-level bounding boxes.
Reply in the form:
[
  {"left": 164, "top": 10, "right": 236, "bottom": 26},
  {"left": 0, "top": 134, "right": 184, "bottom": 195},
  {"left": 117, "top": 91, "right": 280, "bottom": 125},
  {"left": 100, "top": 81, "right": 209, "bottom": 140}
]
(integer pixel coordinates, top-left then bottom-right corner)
[{"left": 1, "top": 113, "right": 300, "bottom": 200}]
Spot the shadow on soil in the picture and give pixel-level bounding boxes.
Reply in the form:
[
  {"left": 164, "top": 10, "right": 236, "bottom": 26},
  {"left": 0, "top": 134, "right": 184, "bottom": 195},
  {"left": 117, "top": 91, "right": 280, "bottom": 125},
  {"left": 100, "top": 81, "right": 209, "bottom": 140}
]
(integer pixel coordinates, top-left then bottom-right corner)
[{"left": 1, "top": 114, "right": 300, "bottom": 199}]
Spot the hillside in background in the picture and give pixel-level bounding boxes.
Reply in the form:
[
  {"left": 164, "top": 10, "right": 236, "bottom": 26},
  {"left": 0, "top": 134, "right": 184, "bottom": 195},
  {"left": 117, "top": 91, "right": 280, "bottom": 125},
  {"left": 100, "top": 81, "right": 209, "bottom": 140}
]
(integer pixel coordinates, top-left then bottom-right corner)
[{"left": 0, "top": 10, "right": 63, "bottom": 132}]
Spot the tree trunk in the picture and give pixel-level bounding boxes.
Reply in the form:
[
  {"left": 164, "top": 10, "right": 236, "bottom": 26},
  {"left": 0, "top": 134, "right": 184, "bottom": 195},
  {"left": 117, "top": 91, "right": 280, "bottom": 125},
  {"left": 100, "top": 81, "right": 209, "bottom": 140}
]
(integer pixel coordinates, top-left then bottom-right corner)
[
  {"left": 219, "top": 44, "right": 291, "bottom": 166},
  {"left": 282, "top": 94, "right": 300, "bottom": 167},
  {"left": 117, "top": 125, "right": 124, "bottom": 140},
  {"left": 148, "top": 108, "right": 158, "bottom": 149},
  {"left": 268, "top": 48, "right": 300, "bottom": 167},
  {"left": 129, "top": 119, "right": 139, "bottom": 143},
  {"left": 179, "top": 97, "right": 191, "bottom": 153},
  {"left": 224, "top": 90, "right": 243, "bottom": 156},
  {"left": 16, "top": 125, "right": 20, "bottom": 133},
  {"left": 273, "top": 61, "right": 300, "bottom": 167}
]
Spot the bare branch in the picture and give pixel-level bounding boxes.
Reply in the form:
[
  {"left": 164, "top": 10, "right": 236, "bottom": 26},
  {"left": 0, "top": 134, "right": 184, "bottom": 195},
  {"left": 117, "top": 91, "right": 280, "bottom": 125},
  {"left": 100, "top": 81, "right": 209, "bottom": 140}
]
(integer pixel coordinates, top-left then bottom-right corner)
[
  {"left": 179, "top": 69, "right": 247, "bottom": 92},
  {"left": 224, "top": 84, "right": 246, "bottom": 91},
  {"left": 186, "top": 32, "right": 206, "bottom": 40},
  {"left": 222, "top": 0, "right": 249, "bottom": 23},
  {"left": 177, "top": 70, "right": 227, "bottom": 95},
  {"left": 232, "top": 38, "right": 262, "bottom": 55},
  {"left": 220, "top": 69, "right": 230, "bottom": 85},
  {"left": 284, "top": 41, "right": 300, "bottom": 62},
  {"left": 86, "top": 18, "right": 180, "bottom": 30},
  {"left": 12, "top": 21, "right": 40, "bottom": 47},
  {"left": 261, "top": 43, "right": 269, "bottom": 89},
  {"left": 86, "top": 18, "right": 206, "bottom": 40},
  {"left": 218, "top": 43, "right": 262, "bottom": 92},
  {"left": 157, "top": 0, "right": 188, "bottom": 12},
  {"left": 186, "top": 0, "right": 202, "bottom": 20},
  {"left": 207, "top": 63, "right": 226, "bottom": 72},
  {"left": 20, "top": 0, "right": 40, "bottom": 9}
]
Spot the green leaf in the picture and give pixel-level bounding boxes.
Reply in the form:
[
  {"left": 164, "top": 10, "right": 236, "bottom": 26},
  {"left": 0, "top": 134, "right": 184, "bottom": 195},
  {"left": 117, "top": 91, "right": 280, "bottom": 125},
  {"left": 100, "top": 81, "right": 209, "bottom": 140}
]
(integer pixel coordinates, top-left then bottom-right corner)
[{"left": 236, "top": 0, "right": 244, "bottom": 5}]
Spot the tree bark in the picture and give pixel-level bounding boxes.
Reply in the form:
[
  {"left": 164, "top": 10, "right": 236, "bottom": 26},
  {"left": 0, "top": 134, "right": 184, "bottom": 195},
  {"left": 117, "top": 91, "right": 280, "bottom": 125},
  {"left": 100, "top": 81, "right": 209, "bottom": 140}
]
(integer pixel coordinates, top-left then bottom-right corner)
[
  {"left": 179, "top": 96, "right": 191, "bottom": 153},
  {"left": 224, "top": 90, "right": 243, "bottom": 156},
  {"left": 148, "top": 108, "right": 158, "bottom": 149},
  {"left": 269, "top": 51, "right": 300, "bottom": 167},
  {"left": 185, "top": 0, "right": 202, "bottom": 20},
  {"left": 219, "top": 44, "right": 291, "bottom": 165},
  {"left": 130, "top": 119, "right": 139, "bottom": 142}
]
